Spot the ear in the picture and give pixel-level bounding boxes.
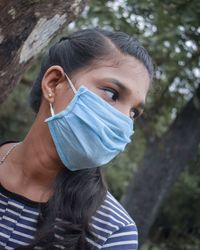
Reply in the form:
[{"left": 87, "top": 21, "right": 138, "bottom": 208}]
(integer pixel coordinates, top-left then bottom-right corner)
[{"left": 41, "top": 65, "right": 66, "bottom": 104}]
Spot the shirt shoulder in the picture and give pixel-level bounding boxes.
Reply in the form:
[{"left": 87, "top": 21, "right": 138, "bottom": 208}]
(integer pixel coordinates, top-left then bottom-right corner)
[{"left": 87, "top": 191, "right": 138, "bottom": 249}]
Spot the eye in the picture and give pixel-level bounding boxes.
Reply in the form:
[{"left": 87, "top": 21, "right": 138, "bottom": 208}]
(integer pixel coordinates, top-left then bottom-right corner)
[{"left": 102, "top": 88, "right": 119, "bottom": 101}]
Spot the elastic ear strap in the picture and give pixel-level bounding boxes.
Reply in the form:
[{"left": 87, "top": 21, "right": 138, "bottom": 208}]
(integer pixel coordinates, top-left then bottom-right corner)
[
  {"left": 50, "top": 103, "right": 55, "bottom": 116},
  {"left": 65, "top": 73, "right": 77, "bottom": 94}
]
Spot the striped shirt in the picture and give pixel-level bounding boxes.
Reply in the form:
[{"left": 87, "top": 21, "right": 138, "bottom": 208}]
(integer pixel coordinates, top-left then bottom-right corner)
[{"left": 0, "top": 142, "right": 138, "bottom": 249}]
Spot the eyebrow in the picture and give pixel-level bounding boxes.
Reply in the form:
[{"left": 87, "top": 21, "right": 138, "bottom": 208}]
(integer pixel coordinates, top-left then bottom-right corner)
[{"left": 101, "top": 77, "right": 145, "bottom": 110}]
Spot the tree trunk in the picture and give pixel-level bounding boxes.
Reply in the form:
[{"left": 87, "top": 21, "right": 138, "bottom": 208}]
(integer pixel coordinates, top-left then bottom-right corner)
[
  {"left": 0, "top": 0, "right": 86, "bottom": 103},
  {"left": 121, "top": 85, "right": 200, "bottom": 247}
]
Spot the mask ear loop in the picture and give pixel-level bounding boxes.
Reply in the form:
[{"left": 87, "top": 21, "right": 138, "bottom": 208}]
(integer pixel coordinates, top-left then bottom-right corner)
[
  {"left": 65, "top": 73, "right": 77, "bottom": 94},
  {"left": 48, "top": 73, "right": 76, "bottom": 118},
  {"left": 50, "top": 103, "right": 55, "bottom": 116}
]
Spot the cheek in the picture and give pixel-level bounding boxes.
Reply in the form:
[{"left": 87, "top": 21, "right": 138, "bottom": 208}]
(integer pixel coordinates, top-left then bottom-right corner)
[
  {"left": 53, "top": 89, "right": 75, "bottom": 114},
  {"left": 113, "top": 101, "right": 130, "bottom": 117}
]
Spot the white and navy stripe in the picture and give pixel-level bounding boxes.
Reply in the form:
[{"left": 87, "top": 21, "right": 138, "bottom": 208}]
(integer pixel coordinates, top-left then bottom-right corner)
[
  {"left": 0, "top": 185, "right": 40, "bottom": 249},
  {"left": 0, "top": 183, "right": 138, "bottom": 249}
]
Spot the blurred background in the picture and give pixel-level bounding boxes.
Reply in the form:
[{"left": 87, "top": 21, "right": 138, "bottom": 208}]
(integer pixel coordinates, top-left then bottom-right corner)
[{"left": 1, "top": 1, "right": 200, "bottom": 249}]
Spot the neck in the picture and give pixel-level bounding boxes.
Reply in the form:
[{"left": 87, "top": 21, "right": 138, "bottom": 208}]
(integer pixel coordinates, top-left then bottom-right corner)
[{"left": 9, "top": 109, "right": 64, "bottom": 193}]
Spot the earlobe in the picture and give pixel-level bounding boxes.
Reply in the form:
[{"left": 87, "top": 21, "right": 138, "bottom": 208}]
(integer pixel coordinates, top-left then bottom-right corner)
[
  {"left": 47, "top": 92, "right": 54, "bottom": 103},
  {"left": 41, "top": 80, "right": 55, "bottom": 102}
]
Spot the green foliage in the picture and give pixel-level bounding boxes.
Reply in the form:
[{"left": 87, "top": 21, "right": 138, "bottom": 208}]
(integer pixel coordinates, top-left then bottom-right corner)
[
  {"left": 142, "top": 238, "right": 200, "bottom": 250},
  {"left": 0, "top": 82, "right": 35, "bottom": 142},
  {"left": 145, "top": 150, "right": 200, "bottom": 250},
  {"left": 0, "top": 61, "right": 41, "bottom": 142},
  {"left": 1, "top": 1, "right": 200, "bottom": 249}
]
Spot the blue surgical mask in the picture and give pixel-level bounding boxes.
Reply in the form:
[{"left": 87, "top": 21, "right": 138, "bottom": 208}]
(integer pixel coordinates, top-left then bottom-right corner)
[{"left": 45, "top": 74, "right": 134, "bottom": 171}]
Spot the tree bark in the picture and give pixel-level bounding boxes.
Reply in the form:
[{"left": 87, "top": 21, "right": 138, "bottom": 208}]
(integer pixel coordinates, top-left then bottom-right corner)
[
  {"left": 121, "top": 85, "right": 200, "bottom": 247},
  {"left": 0, "top": 0, "right": 86, "bottom": 103}
]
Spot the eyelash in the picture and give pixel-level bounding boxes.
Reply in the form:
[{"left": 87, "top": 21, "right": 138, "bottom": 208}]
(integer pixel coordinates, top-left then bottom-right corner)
[
  {"left": 102, "top": 87, "right": 119, "bottom": 101},
  {"left": 102, "top": 87, "right": 141, "bottom": 120}
]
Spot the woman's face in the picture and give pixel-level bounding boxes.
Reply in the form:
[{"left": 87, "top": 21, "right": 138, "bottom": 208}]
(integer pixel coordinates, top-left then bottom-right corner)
[{"left": 42, "top": 54, "right": 150, "bottom": 121}]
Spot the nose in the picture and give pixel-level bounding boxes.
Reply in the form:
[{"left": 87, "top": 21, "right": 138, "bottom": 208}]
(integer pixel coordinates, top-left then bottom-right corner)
[{"left": 117, "top": 105, "right": 131, "bottom": 118}]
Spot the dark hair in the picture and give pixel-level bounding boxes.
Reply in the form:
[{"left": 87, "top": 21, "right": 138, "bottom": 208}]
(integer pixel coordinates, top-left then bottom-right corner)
[{"left": 20, "top": 28, "right": 153, "bottom": 250}]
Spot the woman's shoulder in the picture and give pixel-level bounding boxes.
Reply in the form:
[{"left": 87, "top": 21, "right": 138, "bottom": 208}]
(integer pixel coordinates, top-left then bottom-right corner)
[
  {"left": 88, "top": 191, "right": 138, "bottom": 249},
  {"left": 96, "top": 190, "right": 135, "bottom": 225}
]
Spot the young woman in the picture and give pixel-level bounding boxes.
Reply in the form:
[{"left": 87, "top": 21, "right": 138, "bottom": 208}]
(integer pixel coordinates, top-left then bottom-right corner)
[{"left": 0, "top": 28, "right": 153, "bottom": 249}]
